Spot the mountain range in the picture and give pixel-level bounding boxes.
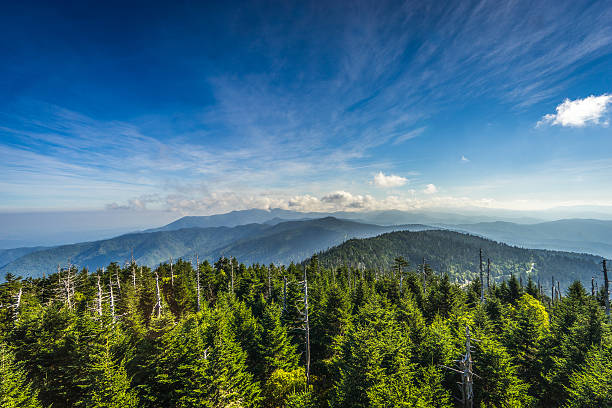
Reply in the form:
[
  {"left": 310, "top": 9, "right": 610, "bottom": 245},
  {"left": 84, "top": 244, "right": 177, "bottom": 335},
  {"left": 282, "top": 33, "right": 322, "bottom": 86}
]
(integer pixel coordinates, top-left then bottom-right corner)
[
  {"left": 452, "top": 219, "right": 612, "bottom": 259},
  {"left": 0, "top": 217, "right": 426, "bottom": 277},
  {"left": 1, "top": 208, "right": 610, "bottom": 288}
]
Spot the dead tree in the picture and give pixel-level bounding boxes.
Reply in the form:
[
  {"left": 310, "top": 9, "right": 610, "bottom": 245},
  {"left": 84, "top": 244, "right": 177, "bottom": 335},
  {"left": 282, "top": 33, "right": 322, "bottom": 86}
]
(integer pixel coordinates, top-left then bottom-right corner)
[
  {"left": 551, "top": 276, "right": 555, "bottom": 307},
  {"left": 487, "top": 258, "right": 491, "bottom": 291},
  {"left": 13, "top": 287, "right": 22, "bottom": 322},
  {"left": 97, "top": 272, "right": 103, "bottom": 317},
  {"left": 60, "top": 262, "right": 75, "bottom": 310},
  {"left": 302, "top": 265, "right": 311, "bottom": 387},
  {"left": 603, "top": 260, "right": 610, "bottom": 317},
  {"left": 557, "top": 281, "right": 561, "bottom": 302},
  {"left": 195, "top": 255, "right": 201, "bottom": 312},
  {"left": 591, "top": 277, "right": 595, "bottom": 297},
  {"left": 267, "top": 266, "right": 272, "bottom": 299},
  {"left": 153, "top": 270, "right": 162, "bottom": 318},
  {"left": 442, "top": 326, "right": 477, "bottom": 408},
  {"left": 479, "top": 249, "right": 484, "bottom": 303},
  {"left": 115, "top": 270, "right": 121, "bottom": 295},
  {"left": 231, "top": 261, "right": 234, "bottom": 294},
  {"left": 131, "top": 262, "right": 137, "bottom": 289},
  {"left": 422, "top": 257, "right": 426, "bottom": 295},
  {"left": 170, "top": 257, "right": 174, "bottom": 287},
  {"left": 108, "top": 270, "right": 116, "bottom": 322},
  {"left": 283, "top": 276, "right": 287, "bottom": 312},
  {"left": 459, "top": 326, "right": 475, "bottom": 408}
]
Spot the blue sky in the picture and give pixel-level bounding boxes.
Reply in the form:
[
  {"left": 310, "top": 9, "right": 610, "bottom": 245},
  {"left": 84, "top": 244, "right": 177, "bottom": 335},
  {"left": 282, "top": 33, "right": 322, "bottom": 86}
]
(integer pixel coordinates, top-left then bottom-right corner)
[{"left": 2, "top": 0, "right": 612, "bottom": 218}]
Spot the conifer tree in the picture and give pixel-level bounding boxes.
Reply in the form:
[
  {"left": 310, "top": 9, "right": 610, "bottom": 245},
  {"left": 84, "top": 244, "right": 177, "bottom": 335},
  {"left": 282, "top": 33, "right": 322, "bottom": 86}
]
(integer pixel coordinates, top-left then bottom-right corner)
[
  {"left": 87, "top": 338, "right": 139, "bottom": 408},
  {"left": 565, "top": 343, "right": 612, "bottom": 407},
  {"left": 0, "top": 343, "right": 42, "bottom": 408}
]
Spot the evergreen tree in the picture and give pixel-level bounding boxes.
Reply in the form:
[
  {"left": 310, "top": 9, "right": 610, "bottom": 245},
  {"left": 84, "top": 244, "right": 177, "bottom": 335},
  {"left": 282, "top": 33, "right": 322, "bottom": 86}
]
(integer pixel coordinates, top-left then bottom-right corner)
[
  {"left": 565, "top": 343, "right": 612, "bottom": 408},
  {"left": 0, "top": 343, "right": 42, "bottom": 408},
  {"left": 87, "top": 338, "right": 139, "bottom": 408}
]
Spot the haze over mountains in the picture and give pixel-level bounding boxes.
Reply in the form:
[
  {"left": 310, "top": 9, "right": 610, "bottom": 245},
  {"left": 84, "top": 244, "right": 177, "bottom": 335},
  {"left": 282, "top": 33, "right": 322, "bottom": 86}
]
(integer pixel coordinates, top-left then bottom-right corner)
[
  {"left": 1, "top": 207, "right": 609, "bottom": 287},
  {"left": 0, "top": 217, "right": 427, "bottom": 277},
  {"left": 453, "top": 219, "right": 612, "bottom": 259}
]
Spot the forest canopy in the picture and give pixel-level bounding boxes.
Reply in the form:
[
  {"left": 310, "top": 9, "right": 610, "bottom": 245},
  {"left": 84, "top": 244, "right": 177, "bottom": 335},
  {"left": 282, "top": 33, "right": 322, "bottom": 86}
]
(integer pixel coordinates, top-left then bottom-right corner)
[{"left": 0, "top": 253, "right": 611, "bottom": 407}]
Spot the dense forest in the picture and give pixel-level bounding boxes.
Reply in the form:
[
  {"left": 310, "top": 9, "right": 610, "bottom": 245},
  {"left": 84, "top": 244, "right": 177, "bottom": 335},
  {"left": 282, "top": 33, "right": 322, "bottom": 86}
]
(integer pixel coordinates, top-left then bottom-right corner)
[
  {"left": 1, "top": 254, "right": 611, "bottom": 407},
  {"left": 316, "top": 230, "right": 602, "bottom": 289}
]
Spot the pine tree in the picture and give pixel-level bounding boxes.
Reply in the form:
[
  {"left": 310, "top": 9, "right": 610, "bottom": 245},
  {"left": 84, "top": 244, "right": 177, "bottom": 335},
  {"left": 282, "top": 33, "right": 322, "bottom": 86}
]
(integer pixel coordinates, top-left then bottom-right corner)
[
  {"left": 565, "top": 343, "right": 612, "bottom": 407},
  {"left": 87, "top": 338, "right": 139, "bottom": 408},
  {"left": 0, "top": 343, "right": 42, "bottom": 408},
  {"left": 257, "top": 302, "right": 299, "bottom": 379}
]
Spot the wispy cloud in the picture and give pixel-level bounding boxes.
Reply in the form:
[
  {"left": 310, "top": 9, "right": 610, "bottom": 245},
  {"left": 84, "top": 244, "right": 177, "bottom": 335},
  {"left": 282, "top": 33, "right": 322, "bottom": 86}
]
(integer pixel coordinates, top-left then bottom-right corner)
[
  {"left": 2, "top": 0, "right": 612, "bottom": 213},
  {"left": 393, "top": 127, "right": 426, "bottom": 145},
  {"left": 537, "top": 94, "right": 612, "bottom": 127}
]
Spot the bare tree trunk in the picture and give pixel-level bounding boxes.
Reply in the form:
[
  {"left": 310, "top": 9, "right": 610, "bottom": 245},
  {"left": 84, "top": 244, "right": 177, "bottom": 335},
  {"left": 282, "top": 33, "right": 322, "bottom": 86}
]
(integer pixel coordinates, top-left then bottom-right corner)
[
  {"left": 268, "top": 266, "right": 271, "bottom": 299},
  {"left": 283, "top": 275, "right": 287, "bottom": 312},
  {"left": 170, "top": 257, "right": 174, "bottom": 287},
  {"left": 116, "top": 270, "right": 121, "bottom": 294},
  {"left": 132, "top": 263, "right": 137, "bottom": 289},
  {"left": 603, "top": 260, "right": 610, "bottom": 317},
  {"left": 487, "top": 258, "right": 491, "bottom": 291},
  {"left": 109, "top": 270, "right": 116, "bottom": 322},
  {"left": 551, "top": 276, "right": 555, "bottom": 306},
  {"left": 479, "top": 249, "right": 484, "bottom": 303},
  {"left": 13, "top": 287, "right": 22, "bottom": 322},
  {"left": 154, "top": 270, "right": 162, "bottom": 318},
  {"left": 97, "top": 272, "right": 103, "bottom": 316},
  {"left": 303, "top": 265, "right": 310, "bottom": 387},
  {"left": 196, "top": 255, "right": 201, "bottom": 312},
  {"left": 461, "top": 326, "right": 474, "bottom": 408},
  {"left": 422, "top": 257, "right": 426, "bottom": 295}
]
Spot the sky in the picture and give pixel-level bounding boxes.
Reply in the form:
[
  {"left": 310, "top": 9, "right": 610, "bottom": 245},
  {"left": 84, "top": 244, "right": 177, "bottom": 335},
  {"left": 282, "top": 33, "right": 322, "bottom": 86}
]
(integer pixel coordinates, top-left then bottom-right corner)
[{"left": 2, "top": 0, "right": 612, "bottom": 225}]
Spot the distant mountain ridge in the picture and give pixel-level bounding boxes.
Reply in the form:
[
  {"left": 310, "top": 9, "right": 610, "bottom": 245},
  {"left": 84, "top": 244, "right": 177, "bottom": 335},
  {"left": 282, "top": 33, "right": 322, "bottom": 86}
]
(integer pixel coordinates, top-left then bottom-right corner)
[
  {"left": 452, "top": 218, "right": 612, "bottom": 258},
  {"left": 149, "top": 208, "right": 542, "bottom": 233},
  {"left": 1, "top": 217, "right": 427, "bottom": 277},
  {"left": 152, "top": 211, "right": 612, "bottom": 259}
]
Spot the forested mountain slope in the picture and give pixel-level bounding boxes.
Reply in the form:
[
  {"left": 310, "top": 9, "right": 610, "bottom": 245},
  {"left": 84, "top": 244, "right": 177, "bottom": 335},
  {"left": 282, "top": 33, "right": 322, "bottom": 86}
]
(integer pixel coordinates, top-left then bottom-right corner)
[
  {"left": 315, "top": 229, "right": 602, "bottom": 288},
  {"left": 0, "top": 218, "right": 420, "bottom": 277},
  {"left": 0, "top": 246, "right": 47, "bottom": 268}
]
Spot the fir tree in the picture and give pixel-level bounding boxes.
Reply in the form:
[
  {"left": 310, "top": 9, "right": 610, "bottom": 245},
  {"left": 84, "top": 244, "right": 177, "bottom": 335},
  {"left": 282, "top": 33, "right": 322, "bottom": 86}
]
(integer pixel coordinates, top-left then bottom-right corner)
[{"left": 0, "top": 343, "right": 42, "bottom": 408}]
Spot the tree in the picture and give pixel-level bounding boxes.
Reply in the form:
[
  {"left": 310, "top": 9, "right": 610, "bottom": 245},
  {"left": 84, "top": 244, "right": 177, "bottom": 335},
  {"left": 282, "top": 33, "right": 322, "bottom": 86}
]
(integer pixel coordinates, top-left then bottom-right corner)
[
  {"left": 473, "top": 337, "right": 532, "bottom": 407},
  {"left": 87, "top": 338, "right": 139, "bottom": 408},
  {"left": 0, "top": 343, "right": 42, "bottom": 408},
  {"left": 501, "top": 294, "right": 549, "bottom": 396},
  {"left": 565, "top": 343, "right": 612, "bottom": 408}
]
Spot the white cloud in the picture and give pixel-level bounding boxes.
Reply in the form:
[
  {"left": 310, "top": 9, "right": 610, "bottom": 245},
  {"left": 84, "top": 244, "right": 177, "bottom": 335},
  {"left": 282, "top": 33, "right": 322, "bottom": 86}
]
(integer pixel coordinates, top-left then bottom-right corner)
[
  {"left": 424, "top": 184, "right": 438, "bottom": 194},
  {"left": 461, "top": 155, "right": 470, "bottom": 163},
  {"left": 372, "top": 171, "right": 408, "bottom": 188},
  {"left": 537, "top": 94, "right": 612, "bottom": 127}
]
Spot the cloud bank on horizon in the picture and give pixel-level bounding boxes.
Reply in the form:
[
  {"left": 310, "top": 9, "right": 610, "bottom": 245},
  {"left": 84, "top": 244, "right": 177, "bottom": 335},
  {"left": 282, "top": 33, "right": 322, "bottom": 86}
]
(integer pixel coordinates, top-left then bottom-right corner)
[{"left": 1, "top": 0, "right": 612, "bottom": 217}]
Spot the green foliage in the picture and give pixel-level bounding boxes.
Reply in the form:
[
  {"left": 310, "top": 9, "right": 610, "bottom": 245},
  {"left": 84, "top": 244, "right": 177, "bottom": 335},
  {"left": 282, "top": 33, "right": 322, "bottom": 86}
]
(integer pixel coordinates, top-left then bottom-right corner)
[
  {"left": 0, "top": 250, "right": 608, "bottom": 408},
  {"left": 0, "top": 343, "right": 42, "bottom": 408},
  {"left": 316, "top": 230, "right": 600, "bottom": 289},
  {"left": 565, "top": 343, "right": 612, "bottom": 407},
  {"left": 87, "top": 338, "right": 139, "bottom": 408}
]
